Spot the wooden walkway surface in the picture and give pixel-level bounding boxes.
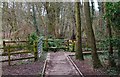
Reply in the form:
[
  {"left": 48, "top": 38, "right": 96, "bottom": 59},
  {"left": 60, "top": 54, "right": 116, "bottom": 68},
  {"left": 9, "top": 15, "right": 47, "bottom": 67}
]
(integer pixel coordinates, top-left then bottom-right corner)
[{"left": 45, "top": 52, "right": 79, "bottom": 77}]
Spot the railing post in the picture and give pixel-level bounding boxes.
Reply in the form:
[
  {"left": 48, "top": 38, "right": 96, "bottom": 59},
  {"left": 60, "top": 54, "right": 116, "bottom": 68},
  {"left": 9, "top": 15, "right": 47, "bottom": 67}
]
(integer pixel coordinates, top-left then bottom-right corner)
[
  {"left": 43, "top": 38, "right": 48, "bottom": 51},
  {"left": 8, "top": 45, "right": 11, "bottom": 66},
  {"left": 3, "top": 41, "right": 6, "bottom": 52},
  {"left": 67, "top": 40, "right": 69, "bottom": 51},
  {"left": 34, "top": 41, "right": 38, "bottom": 61},
  {"left": 45, "top": 38, "right": 48, "bottom": 51},
  {"left": 72, "top": 40, "right": 75, "bottom": 52}
]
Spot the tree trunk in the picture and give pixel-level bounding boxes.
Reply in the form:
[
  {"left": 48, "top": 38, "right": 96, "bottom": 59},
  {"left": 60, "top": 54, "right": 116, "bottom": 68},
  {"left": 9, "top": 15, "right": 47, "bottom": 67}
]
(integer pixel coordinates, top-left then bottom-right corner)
[
  {"left": 75, "top": 2, "right": 84, "bottom": 60},
  {"left": 45, "top": 2, "right": 56, "bottom": 38},
  {"left": 32, "top": 3, "right": 39, "bottom": 36},
  {"left": 103, "top": 3, "right": 116, "bottom": 67},
  {"left": 84, "top": 2, "right": 102, "bottom": 68},
  {"left": 106, "top": 19, "right": 116, "bottom": 67}
]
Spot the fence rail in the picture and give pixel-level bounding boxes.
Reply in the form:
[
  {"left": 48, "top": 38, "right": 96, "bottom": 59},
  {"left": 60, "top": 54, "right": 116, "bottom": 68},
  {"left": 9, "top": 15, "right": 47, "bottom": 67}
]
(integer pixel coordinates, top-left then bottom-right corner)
[{"left": 1, "top": 40, "right": 38, "bottom": 66}]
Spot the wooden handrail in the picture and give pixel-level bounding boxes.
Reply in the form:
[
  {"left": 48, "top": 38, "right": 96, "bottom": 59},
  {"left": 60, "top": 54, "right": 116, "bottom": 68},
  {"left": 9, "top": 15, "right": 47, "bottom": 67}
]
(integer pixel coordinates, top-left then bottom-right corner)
[
  {"left": 3, "top": 40, "right": 28, "bottom": 43},
  {"left": 1, "top": 41, "right": 38, "bottom": 65},
  {"left": 1, "top": 57, "right": 35, "bottom": 62}
]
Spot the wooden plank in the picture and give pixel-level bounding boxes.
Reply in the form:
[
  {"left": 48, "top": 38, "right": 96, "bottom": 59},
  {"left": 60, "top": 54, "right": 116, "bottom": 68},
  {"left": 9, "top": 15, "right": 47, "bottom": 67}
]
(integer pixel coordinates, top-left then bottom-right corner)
[
  {"left": 4, "top": 45, "right": 29, "bottom": 48},
  {"left": 3, "top": 41, "right": 6, "bottom": 52},
  {"left": 4, "top": 41, "right": 28, "bottom": 43},
  {"left": 3, "top": 45, "right": 33, "bottom": 51},
  {"left": 83, "top": 51, "right": 106, "bottom": 55},
  {"left": 43, "top": 39, "right": 69, "bottom": 42},
  {"left": 67, "top": 55, "right": 84, "bottom": 77},
  {"left": 41, "top": 59, "right": 47, "bottom": 77},
  {"left": 1, "top": 57, "right": 35, "bottom": 62},
  {"left": 0, "top": 51, "right": 31, "bottom": 56},
  {"left": 11, "top": 51, "right": 31, "bottom": 55},
  {"left": 48, "top": 47, "right": 68, "bottom": 50}
]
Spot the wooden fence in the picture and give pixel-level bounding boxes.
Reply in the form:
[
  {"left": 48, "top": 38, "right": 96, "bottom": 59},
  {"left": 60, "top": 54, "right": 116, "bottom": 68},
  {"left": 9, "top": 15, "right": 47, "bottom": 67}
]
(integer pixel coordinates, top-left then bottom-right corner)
[{"left": 0, "top": 40, "right": 38, "bottom": 66}]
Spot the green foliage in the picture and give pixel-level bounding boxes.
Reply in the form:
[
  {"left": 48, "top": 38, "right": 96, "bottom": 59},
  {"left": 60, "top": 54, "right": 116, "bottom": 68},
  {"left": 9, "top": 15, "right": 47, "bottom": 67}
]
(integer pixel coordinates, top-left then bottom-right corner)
[
  {"left": 99, "top": 39, "right": 109, "bottom": 51},
  {"left": 43, "top": 42, "right": 48, "bottom": 51},
  {"left": 111, "top": 37, "right": 120, "bottom": 49},
  {"left": 47, "top": 39, "right": 63, "bottom": 48},
  {"left": 43, "top": 39, "right": 68, "bottom": 51},
  {"left": 28, "top": 32, "right": 38, "bottom": 51},
  {"left": 28, "top": 32, "right": 38, "bottom": 45},
  {"left": 99, "top": 37, "right": 120, "bottom": 52},
  {"left": 69, "top": 43, "right": 75, "bottom": 52},
  {"left": 48, "top": 41, "right": 56, "bottom": 47},
  {"left": 99, "top": 37, "right": 120, "bottom": 73},
  {"left": 104, "top": 3, "right": 120, "bottom": 71},
  {"left": 104, "top": 2, "right": 120, "bottom": 31},
  {"left": 99, "top": 37, "right": 120, "bottom": 53},
  {"left": 101, "top": 37, "right": 120, "bottom": 56},
  {"left": 107, "top": 67, "right": 118, "bottom": 75}
]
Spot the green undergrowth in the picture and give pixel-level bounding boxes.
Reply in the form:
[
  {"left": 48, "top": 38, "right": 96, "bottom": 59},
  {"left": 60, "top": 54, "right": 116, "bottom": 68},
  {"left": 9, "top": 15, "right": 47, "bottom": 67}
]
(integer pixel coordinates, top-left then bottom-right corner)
[{"left": 84, "top": 52, "right": 120, "bottom": 75}]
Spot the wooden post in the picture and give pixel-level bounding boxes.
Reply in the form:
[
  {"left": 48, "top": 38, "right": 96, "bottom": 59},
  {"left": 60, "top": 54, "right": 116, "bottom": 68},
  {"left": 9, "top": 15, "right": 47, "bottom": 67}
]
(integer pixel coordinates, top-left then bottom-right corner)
[
  {"left": 72, "top": 40, "right": 75, "bottom": 52},
  {"left": 45, "top": 38, "right": 48, "bottom": 51},
  {"left": 34, "top": 41, "right": 38, "bottom": 61},
  {"left": 67, "top": 40, "right": 69, "bottom": 51},
  {"left": 3, "top": 41, "right": 6, "bottom": 52},
  {"left": 8, "top": 45, "right": 11, "bottom": 66}
]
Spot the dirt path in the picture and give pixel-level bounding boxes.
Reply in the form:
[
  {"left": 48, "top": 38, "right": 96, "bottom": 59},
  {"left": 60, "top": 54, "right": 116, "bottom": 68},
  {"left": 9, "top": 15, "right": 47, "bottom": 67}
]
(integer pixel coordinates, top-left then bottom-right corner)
[{"left": 45, "top": 51, "right": 79, "bottom": 77}]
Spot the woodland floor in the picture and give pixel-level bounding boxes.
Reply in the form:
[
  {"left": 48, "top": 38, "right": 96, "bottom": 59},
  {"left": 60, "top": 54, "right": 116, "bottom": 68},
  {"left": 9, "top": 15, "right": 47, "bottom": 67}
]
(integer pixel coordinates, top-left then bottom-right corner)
[
  {"left": 70, "top": 55, "right": 108, "bottom": 77},
  {"left": 2, "top": 60, "right": 44, "bottom": 76},
  {"left": 1, "top": 51, "right": 120, "bottom": 77},
  {"left": 68, "top": 52, "right": 120, "bottom": 77},
  {"left": 2, "top": 51, "right": 46, "bottom": 77}
]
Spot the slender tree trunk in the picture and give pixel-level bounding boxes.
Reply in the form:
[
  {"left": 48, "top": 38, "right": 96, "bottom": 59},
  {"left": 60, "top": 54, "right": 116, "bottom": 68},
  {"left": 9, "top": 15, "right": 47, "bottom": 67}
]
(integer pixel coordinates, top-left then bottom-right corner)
[
  {"left": 104, "top": 3, "right": 116, "bottom": 67},
  {"left": 106, "top": 19, "right": 116, "bottom": 67},
  {"left": 45, "top": 2, "right": 56, "bottom": 37},
  {"left": 84, "top": 2, "right": 102, "bottom": 68},
  {"left": 2, "top": 2, "right": 6, "bottom": 39},
  {"left": 91, "top": 0, "right": 94, "bottom": 19},
  {"left": 75, "top": 2, "right": 84, "bottom": 60},
  {"left": 32, "top": 3, "right": 39, "bottom": 36},
  {"left": 103, "top": 3, "right": 116, "bottom": 67},
  {"left": 98, "top": 2, "right": 104, "bottom": 35}
]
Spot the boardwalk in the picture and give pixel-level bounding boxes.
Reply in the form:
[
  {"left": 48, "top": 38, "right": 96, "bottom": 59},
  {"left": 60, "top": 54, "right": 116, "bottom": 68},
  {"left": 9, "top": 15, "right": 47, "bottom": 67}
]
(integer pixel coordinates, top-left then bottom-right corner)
[{"left": 45, "top": 51, "right": 79, "bottom": 77}]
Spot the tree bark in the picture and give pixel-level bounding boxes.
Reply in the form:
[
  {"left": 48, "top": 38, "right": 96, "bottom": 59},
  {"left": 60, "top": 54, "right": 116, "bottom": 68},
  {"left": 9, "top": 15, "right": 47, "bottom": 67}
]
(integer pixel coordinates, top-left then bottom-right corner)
[
  {"left": 45, "top": 2, "right": 56, "bottom": 37},
  {"left": 32, "top": 3, "right": 39, "bottom": 36},
  {"left": 104, "top": 3, "right": 116, "bottom": 67},
  {"left": 107, "top": 19, "right": 116, "bottom": 67},
  {"left": 75, "top": 2, "right": 84, "bottom": 60},
  {"left": 84, "top": 2, "right": 102, "bottom": 68}
]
